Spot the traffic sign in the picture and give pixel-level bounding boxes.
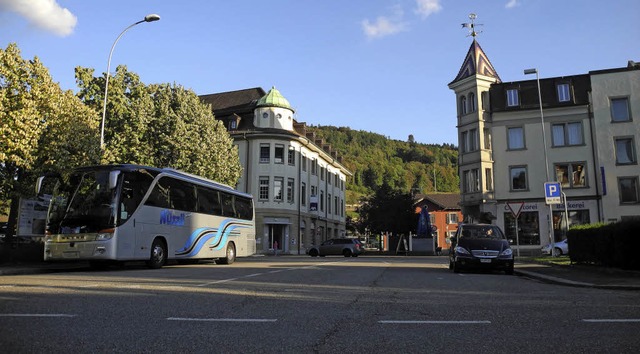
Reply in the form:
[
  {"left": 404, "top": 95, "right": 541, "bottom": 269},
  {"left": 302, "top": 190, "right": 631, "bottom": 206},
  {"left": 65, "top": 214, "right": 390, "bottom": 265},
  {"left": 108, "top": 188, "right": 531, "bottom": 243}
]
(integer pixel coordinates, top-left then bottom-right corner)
[
  {"left": 507, "top": 202, "right": 524, "bottom": 218},
  {"left": 544, "top": 182, "right": 562, "bottom": 205}
]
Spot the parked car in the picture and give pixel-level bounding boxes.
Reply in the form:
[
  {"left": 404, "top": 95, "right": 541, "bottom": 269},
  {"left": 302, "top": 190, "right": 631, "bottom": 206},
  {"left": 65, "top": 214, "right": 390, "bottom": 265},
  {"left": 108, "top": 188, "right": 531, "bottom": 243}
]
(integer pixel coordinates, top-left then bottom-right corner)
[
  {"left": 308, "top": 238, "right": 364, "bottom": 257},
  {"left": 449, "top": 223, "right": 514, "bottom": 275},
  {"left": 541, "top": 239, "right": 569, "bottom": 256}
]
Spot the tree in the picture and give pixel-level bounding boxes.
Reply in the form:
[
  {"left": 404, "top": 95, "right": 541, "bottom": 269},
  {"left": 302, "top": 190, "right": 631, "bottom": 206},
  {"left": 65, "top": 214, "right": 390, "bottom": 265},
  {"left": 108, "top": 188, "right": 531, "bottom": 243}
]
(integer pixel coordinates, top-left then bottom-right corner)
[
  {"left": 356, "top": 182, "right": 415, "bottom": 235},
  {"left": 75, "top": 65, "right": 242, "bottom": 185},
  {"left": 0, "top": 43, "right": 100, "bottom": 239}
]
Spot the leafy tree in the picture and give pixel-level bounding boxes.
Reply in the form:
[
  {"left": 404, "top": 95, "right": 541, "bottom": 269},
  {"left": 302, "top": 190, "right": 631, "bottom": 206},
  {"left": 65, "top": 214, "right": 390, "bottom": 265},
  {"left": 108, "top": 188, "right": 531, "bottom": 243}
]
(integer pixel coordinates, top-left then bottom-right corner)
[
  {"left": 356, "top": 182, "right": 415, "bottom": 235},
  {"left": 75, "top": 65, "right": 242, "bottom": 185},
  {"left": 0, "top": 43, "right": 99, "bottom": 239}
]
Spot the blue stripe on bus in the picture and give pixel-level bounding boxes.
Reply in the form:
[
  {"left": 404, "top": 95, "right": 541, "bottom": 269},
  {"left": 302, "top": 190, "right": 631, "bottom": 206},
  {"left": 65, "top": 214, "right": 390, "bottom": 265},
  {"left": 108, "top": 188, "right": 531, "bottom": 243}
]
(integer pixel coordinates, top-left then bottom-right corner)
[{"left": 175, "top": 219, "right": 251, "bottom": 257}]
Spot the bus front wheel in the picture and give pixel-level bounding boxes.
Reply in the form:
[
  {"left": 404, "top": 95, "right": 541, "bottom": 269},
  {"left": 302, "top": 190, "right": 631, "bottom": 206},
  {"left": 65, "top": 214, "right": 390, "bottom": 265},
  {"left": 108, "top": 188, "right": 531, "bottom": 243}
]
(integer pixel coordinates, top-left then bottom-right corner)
[
  {"left": 147, "top": 239, "right": 167, "bottom": 269},
  {"left": 216, "top": 243, "right": 236, "bottom": 265}
]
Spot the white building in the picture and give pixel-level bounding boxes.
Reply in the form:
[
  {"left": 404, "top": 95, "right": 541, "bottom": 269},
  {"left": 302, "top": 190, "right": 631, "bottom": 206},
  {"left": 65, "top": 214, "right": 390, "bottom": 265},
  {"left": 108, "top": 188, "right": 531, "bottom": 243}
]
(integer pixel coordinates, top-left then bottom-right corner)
[
  {"left": 449, "top": 38, "right": 640, "bottom": 250},
  {"left": 200, "top": 87, "right": 352, "bottom": 254}
]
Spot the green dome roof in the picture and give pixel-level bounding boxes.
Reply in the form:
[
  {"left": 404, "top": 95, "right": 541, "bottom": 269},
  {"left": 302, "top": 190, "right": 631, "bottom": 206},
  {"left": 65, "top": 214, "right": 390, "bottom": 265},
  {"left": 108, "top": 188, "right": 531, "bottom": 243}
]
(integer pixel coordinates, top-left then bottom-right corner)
[{"left": 256, "top": 86, "right": 293, "bottom": 110}]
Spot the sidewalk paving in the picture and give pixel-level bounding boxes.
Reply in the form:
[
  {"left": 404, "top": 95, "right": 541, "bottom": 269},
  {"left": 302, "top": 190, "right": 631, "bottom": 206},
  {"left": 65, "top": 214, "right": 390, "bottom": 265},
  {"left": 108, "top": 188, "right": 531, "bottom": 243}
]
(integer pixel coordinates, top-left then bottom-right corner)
[{"left": 1, "top": 257, "right": 639, "bottom": 290}]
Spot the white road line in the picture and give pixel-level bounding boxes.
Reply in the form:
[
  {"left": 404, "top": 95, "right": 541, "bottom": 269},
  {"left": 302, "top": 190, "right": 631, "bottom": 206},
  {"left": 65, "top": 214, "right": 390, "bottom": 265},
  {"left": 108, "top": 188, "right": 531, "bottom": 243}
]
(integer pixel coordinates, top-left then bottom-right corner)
[
  {"left": 583, "top": 319, "right": 640, "bottom": 323},
  {"left": 195, "top": 261, "right": 344, "bottom": 287},
  {"left": 196, "top": 278, "right": 239, "bottom": 287},
  {"left": 379, "top": 320, "right": 491, "bottom": 324},
  {"left": 0, "top": 314, "right": 76, "bottom": 318},
  {"left": 167, "top": 317, "right": 276, "bottom": 322}
]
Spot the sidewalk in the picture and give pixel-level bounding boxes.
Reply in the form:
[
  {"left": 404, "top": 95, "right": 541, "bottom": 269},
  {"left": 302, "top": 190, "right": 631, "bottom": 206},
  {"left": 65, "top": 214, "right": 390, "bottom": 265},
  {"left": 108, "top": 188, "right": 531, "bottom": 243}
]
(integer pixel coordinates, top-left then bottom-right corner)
[{"left": 1, "top": 257, "right": 639, "bottom": 290}]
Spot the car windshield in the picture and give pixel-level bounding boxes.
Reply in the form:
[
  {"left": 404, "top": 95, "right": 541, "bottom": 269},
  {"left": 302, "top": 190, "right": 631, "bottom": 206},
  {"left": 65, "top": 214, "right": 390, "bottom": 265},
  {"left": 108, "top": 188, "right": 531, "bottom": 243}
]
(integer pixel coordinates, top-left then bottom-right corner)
[{"left": 459, "top": 225, "right": 504, "bottom": 240}]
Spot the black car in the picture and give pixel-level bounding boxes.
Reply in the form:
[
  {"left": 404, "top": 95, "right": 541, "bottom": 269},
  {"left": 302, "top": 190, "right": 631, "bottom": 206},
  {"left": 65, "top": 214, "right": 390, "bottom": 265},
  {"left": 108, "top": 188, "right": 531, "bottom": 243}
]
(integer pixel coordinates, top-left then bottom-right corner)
[{"left": 449, "top": 223, "right": 514, "bottom": 275}]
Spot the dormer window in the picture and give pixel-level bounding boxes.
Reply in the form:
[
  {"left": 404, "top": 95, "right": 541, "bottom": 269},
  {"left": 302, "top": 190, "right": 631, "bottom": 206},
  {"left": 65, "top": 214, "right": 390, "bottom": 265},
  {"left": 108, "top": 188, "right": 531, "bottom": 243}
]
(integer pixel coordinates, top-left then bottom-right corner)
[
  {"left": 228, "top": 120, "right": 237, "bottom": 130},
  {"left": 557, "top": 83, "right": 571, "bottom": 102},
  {"left": 506, "top": 89, "right": 519, "bottom": 107}
]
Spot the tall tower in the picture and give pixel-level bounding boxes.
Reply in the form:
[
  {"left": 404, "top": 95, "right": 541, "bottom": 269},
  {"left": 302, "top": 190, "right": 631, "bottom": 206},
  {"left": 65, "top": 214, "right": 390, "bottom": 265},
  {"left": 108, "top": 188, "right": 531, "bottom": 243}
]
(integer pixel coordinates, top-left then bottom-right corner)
[{"left": 448, "top": 14, "right": 501, "bottom": 223}]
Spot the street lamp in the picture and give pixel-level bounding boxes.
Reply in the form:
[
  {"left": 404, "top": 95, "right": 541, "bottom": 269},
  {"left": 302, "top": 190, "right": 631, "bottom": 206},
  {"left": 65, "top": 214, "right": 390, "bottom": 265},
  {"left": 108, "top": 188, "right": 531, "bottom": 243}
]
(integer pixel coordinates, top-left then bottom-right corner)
[
  {"left": 100, "top": 14, "right": 160, "bottom": 150},
  {"left": 524, "top": 68, "right": 555, "bottom": 251}
]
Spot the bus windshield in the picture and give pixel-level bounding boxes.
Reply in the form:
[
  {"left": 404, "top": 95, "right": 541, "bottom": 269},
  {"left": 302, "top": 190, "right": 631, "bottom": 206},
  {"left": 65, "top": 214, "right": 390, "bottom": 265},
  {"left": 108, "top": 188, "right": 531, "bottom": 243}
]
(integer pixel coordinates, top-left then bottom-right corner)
[{"left": 48, "top": 169, "right": 118, "bottom": 234}]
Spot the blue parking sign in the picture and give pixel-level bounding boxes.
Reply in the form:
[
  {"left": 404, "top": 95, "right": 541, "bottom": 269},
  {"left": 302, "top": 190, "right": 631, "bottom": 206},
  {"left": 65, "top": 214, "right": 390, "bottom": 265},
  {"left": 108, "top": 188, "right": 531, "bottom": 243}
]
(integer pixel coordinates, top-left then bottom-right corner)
[{"left": 544, "top": 182, "right": 562, "bottom": 204}]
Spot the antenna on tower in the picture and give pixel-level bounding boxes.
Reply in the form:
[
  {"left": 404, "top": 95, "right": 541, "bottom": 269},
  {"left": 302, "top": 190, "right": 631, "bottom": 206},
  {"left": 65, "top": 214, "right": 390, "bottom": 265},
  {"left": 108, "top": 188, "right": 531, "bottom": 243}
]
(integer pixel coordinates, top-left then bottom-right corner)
[{"left": 461, "top": 13, "right": 483, "bottom": 37}]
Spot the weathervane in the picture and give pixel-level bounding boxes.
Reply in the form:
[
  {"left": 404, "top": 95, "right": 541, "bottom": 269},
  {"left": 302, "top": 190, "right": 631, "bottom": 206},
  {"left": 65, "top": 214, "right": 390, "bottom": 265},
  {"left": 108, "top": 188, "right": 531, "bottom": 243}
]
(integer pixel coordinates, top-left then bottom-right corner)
[{"left": 461, "top": 13, "right": 483, "bottom": 37}]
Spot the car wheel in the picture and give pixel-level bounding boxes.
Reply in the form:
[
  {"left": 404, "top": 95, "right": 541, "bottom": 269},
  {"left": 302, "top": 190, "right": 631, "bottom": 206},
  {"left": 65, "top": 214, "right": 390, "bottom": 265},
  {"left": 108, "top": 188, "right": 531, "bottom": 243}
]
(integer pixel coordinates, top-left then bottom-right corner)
[
  {"left": 309, "top": 249, "right": 319, "bottom": 257},
  {"left": 216, "top": 242, "right": 236, "bottom": 265},
  {"left": 343, "top": 249, "right": 352, "bottom": 257},
  {"left": 453, "top": 261, "right": 461, "bottom": 273},
  {"left": 505, "top": 265, "right": 514, "bottom": 275},
  {"left": 552, "top": 247, "right": 562, "bottom": 257},
  {"left": 147, "top": 239, "right": 167, "bottom": 269}
]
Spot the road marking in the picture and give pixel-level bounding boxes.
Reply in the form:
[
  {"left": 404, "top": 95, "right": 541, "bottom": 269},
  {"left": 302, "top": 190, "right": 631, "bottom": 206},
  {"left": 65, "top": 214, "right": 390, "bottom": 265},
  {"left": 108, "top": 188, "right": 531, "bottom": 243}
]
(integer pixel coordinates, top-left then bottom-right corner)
[
  {"left": 0, "top": 314, "right": 76, "bottom": 318},
  {"left": 195, "top": 261, "right": 344, "bottom": 287},
  {"left": 583, "top": 319, "right": 640, "bottom": 323},
  {"left": 379, "top": 320, "right": 491, "bottom": 324},
  {"left": 167, "top": 317, "right": 277, "bottom": 322}
]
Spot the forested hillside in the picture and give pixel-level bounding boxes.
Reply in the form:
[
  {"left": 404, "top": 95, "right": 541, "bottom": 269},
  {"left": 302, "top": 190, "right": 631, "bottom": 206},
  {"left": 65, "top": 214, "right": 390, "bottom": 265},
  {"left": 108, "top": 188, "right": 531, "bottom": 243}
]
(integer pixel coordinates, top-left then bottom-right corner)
[{"left": 309, "top": 126, "right": 459, "bottom": 204}]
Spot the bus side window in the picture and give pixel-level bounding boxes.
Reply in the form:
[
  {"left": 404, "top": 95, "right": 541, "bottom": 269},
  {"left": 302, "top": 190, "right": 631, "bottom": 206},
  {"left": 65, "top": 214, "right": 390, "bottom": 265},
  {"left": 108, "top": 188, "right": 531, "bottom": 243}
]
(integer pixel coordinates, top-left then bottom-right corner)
[
  {"left": 220, "top": 193, "right": 237, "bottom": 218},
  {"left": 166, "top": 178, "right": 196, "bottom": 212},
  {"left": 145, "top": 178, "right": 171, "bottom": 208},
  {"left": 196, "top": 187, "right": 221, "bottom": 216}
]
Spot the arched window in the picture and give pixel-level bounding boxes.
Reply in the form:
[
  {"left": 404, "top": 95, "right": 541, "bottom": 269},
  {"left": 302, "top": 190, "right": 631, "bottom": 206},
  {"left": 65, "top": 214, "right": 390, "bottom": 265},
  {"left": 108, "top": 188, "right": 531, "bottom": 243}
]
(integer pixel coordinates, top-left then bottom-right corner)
[
  {"left": 460, "top": 96, "right": 467, "bottom": 115},
  {"left": 481, "top": 91, "right": 488, "bottom": 110},
  {"left": 468, "top": 92, "right": 476, "bottom": 112}
]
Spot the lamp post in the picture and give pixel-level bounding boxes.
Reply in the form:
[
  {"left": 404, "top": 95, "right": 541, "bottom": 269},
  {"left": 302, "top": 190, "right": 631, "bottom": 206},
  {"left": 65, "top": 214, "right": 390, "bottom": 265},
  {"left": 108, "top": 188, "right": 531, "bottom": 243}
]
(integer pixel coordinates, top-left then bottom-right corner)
[
  {"left": 524, "top": 68, "right": 555, "bottom": 252},
  {"left": 100, "top": 14, "right": 160, "bottom": 150}
]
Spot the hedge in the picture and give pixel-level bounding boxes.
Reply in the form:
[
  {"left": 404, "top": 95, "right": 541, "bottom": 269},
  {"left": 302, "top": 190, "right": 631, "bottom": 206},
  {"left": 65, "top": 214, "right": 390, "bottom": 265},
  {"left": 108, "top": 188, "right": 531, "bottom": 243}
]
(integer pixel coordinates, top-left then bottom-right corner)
[{"left": 567, "top": 219, "right": 640, "bottom": 270}]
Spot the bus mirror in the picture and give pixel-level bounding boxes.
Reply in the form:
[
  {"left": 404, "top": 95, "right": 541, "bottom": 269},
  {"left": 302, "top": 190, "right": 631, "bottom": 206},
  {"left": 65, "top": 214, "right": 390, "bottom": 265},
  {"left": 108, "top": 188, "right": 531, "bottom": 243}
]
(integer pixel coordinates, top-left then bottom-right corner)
[{"left": 109, "top": 170, "right": 121, "bottom": 190}]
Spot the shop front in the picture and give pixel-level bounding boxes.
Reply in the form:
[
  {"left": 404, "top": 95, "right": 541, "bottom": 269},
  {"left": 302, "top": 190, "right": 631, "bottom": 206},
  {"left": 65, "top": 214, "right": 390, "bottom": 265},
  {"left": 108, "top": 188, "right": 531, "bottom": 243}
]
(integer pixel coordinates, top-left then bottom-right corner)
[{"left": 498, "top": 200, "right": 597, "bottom": 249}]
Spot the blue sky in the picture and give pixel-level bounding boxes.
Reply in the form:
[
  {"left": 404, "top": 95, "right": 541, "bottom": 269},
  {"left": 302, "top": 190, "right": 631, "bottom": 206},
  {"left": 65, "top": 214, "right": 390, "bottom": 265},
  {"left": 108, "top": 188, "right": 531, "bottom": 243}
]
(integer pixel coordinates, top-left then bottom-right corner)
[{"left": 2, "top": 0, "right": 639, "bottom": 145}]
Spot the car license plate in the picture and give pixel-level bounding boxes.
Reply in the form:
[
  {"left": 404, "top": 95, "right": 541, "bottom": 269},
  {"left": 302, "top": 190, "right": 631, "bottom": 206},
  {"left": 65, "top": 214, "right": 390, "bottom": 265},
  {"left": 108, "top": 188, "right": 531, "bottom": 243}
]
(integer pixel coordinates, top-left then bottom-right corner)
[{"left": 480, "top": 258, "right": 491, "bottom": 263}]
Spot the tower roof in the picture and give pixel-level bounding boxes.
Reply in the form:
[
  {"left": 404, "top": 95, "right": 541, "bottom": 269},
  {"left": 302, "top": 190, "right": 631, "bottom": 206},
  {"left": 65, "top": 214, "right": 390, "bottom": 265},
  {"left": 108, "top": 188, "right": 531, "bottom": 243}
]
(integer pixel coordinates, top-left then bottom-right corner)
[
  {"left": 256, "top": 86, "right": 293, "bottom": 111},
  {"left": 450, "top": 39, "right": 501, "bottom": 84}
]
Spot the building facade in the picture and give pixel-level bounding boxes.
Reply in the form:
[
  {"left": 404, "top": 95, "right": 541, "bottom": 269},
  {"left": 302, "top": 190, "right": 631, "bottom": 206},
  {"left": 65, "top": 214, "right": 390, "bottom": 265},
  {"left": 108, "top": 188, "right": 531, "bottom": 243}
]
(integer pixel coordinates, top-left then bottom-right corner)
[
  {"left": 200, "top": 87, "right": 352, "bottom": 254},
  {"left": 449, "top": 39, "right": 640, "bottom": 250}
]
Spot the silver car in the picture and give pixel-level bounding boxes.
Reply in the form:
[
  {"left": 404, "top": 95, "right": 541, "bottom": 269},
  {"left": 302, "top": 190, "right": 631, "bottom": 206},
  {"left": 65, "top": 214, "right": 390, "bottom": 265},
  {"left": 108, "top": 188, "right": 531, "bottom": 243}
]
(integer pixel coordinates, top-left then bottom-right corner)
[{"left": 308, "top": 238, "right": 364, "bottom": 257}]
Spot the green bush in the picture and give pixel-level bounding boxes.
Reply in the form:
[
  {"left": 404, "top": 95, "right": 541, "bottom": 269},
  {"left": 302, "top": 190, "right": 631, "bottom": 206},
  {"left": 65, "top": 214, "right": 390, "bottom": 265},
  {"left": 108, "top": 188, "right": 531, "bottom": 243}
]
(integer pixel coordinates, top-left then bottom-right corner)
[{"left": 568, "top": 220, "right": 640, "bottom": 270}]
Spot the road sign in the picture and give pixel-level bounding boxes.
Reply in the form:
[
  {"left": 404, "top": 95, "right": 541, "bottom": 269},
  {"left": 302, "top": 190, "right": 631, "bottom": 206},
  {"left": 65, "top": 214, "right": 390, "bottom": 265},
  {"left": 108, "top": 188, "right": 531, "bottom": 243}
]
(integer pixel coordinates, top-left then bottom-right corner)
[
  {"left": 507, "top": 202, "right": 524, "bottom": 218},
  {"left": 544, "top": 182, "right": 562, "bottom": 205}
]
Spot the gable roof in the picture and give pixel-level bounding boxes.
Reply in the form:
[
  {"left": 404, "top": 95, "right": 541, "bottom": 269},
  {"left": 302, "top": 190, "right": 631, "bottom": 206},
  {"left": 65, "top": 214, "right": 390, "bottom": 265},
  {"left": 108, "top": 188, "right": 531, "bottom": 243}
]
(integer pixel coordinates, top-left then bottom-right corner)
[
  {"left": 450, "top": 39, "right": 501, "bottom": 84},
  {"left": 414, "top": 193, "right": 461, "bottom": 210},
  {"left": 200, "top": 87, "right": 266, "bottom": 113}
]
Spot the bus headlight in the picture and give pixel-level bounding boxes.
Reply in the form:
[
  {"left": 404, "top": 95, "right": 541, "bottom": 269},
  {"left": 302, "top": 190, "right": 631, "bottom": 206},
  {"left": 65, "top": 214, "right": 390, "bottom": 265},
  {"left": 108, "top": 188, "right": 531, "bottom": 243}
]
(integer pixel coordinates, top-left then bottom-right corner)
[{"left": 95, "top": 232, "right": 114, "bottom": 241}]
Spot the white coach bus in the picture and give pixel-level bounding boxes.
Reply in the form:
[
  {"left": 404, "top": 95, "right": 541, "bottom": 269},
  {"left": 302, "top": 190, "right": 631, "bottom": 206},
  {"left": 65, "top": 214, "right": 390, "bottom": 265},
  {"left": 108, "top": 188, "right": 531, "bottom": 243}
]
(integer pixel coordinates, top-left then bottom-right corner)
[{"left": 36, "top": 164, "right": 255, "bottom": 269}]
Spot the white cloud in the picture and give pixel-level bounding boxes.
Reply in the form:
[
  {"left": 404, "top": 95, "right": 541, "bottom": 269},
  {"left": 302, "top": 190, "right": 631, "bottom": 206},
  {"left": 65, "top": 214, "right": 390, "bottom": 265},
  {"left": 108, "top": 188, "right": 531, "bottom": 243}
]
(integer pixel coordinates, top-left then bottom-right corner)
[
  {"left": 361, "top": 5, "right": 407, "bottom": 40},
  {"left": 415, "top": 0, "right": 442, "bottom": 18},
  {"left": 505, "top": 0, "right": 520, "bottom": 9},
  {"left": 361, "top": 16, "right": 408, "bottom": 39},
  {"left": 0, "top": 0, "right": 77, "bottom": 36}
]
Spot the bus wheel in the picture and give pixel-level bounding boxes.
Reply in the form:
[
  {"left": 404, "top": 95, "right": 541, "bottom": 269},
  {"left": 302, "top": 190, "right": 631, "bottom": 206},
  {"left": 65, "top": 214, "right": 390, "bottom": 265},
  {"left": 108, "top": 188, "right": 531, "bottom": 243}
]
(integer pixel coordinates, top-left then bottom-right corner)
[
  {"left": 147, "top": 239, "right": 167, "bottom": 269},
  {"left": 216, "top": 243, "right": 236, "bottom": 265}
]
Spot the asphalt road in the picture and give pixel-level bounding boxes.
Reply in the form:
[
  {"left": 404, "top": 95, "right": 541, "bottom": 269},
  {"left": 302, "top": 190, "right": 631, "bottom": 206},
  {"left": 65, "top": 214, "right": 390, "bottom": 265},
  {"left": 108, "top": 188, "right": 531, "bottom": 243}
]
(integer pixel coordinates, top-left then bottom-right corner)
[{"left": 1, "top": 256, "right": 639, "bottom": 353}]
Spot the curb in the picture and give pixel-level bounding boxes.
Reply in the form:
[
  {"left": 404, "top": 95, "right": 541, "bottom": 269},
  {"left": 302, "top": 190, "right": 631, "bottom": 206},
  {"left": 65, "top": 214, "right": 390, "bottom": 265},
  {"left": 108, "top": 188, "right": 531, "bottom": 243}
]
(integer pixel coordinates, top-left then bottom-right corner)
[{"left": 514, "top": 269, "right": 640, "bottom": 291}]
